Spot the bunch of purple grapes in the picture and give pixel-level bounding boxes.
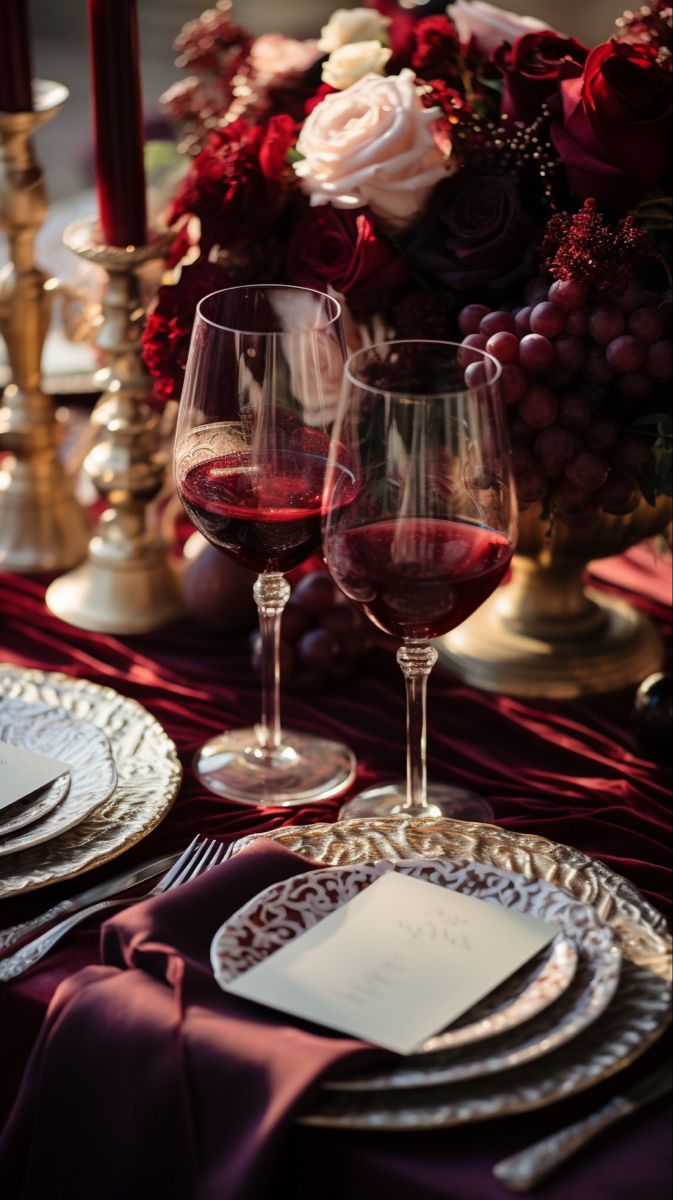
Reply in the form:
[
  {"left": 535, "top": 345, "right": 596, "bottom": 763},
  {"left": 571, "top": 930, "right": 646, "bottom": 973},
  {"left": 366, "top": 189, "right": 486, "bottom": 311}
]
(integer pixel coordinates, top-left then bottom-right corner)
[
  {"left": 458, "top": 276, "right": 672, "bottom": 528},
  {"left": 250, "top": 570, "right": 373, "bottom": 691}
]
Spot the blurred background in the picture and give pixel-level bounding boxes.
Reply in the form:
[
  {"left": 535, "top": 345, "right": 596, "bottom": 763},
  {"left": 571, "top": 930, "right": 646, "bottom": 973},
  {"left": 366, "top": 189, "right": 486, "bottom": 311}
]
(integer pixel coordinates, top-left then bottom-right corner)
[{"left": 30, "top": 0, "right": 621, "bottom": 202}]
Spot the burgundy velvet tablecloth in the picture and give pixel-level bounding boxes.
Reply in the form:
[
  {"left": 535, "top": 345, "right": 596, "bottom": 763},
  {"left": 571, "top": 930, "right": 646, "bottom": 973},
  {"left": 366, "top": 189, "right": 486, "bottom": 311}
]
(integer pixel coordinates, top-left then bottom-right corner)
[{"left": 0, "top": 548, "right": 671, "bottom": 1199}]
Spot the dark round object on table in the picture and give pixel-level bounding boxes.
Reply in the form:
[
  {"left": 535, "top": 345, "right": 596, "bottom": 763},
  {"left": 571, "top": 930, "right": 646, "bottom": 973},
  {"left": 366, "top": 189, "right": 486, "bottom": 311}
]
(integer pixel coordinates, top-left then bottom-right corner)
[
  {"left": 291, "top": 571, "right": 337, "bottom": 614},
  {"left": 632, "top": 673, "right": 673, "bottom": 763},
  {"left": 182, "top": 542, "right": 256, "bottom": 631}
]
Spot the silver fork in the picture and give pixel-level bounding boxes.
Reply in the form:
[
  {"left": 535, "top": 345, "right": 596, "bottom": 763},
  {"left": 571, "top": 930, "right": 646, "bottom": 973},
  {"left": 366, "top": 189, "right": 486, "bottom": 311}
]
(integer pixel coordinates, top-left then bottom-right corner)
[{"left": 0, "top": 835, "right": 226, "bottom": 983}]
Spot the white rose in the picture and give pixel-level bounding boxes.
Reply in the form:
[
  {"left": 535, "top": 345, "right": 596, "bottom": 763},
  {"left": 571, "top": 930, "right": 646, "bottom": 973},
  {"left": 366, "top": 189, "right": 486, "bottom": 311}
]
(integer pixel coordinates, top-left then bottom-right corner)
[
  {"left": 322, "top": 40, "right": 392, "bottom": 90},
  {"left": 318, "top": 7, "right": 391, "bottom": 53},
  {"left": 447, "top": 1, "right": 549, "bottom": 54},
  {"left": 249, "top": 34, "right": 321, "bottom": 82},
  {"left": 294, "top": 70, "right": 447, "bottom": 231}
]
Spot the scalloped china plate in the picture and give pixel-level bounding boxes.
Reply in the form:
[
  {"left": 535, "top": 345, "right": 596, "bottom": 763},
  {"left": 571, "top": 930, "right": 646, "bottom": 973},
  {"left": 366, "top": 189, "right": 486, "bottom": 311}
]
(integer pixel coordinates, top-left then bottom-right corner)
[
  {"left": 224, "top": 818, "right": 672, "bottom": 1130},
  {"left": 0, "top": 769, "right": 71, "bottom": 838},
  {"left": 211, "top": 858, "right": 616, "bottom": 1087},
  {"left": 0, "top": 699, "right": 117, "bottom": 857}
]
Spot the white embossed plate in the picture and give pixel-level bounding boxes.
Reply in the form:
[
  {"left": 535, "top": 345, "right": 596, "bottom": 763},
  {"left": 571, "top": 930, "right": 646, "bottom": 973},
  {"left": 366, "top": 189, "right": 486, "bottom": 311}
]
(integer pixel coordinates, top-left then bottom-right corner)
[
  {"left": 0, "top": 700, "right": 117, "bottom": 856},
  {"left": 225, "top": 819, "right": 672, "bottom": 1129},
  {"left": 211, "top": 859, "right": 612, "bottom": 1085},
  {"left": 0, "top": 667, "right": 182, "bottom": 898},
  {"left": 0, "top": 770, "right": 70, "bottom": 837}
]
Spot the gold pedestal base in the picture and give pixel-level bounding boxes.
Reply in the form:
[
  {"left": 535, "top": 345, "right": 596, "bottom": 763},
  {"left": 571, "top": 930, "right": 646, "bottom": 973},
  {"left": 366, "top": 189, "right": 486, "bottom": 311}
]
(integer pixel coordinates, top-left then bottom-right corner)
[
  {"left": 45, "top": 538, "right": 184, "bottom": 635},
  {"left": 0, "top": 455, "right": 89, "bottom": 572},
  {"left": 439, "top": 587, "right": 663, "bottom": 700}
]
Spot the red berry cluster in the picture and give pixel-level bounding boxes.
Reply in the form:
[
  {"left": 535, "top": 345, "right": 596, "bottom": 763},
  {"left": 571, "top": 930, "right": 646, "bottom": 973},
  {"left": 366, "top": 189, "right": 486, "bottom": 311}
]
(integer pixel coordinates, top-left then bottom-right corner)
[
  {"left": 250, "top": 571, "right": 373, "bottom": 691},
  {"left": 459, "top": 277, "right": 672, "bottom": 527}
]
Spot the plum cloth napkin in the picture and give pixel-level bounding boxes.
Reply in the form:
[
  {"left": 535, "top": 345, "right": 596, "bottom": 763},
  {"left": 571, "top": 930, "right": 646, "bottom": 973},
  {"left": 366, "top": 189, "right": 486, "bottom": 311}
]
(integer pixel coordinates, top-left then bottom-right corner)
[{"left": 0, "top": 840, "right": 384, "bottom": 1200}]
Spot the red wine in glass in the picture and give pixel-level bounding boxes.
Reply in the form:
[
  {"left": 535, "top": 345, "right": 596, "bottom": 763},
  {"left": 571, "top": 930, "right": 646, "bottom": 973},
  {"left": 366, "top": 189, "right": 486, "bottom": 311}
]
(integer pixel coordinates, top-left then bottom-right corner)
[{"left": 330, "top": 517, "right": 513, "bottom": 640}]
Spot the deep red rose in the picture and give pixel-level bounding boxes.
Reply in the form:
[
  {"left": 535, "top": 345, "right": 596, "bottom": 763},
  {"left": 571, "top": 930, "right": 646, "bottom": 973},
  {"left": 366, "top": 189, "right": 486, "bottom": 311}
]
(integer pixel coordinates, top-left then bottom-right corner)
[
  {"left": 285, "top": 206, "right": 408, "bottom": 316},
  {"left": 141, "top": 261, "right": 233, "bottom": 402},
  {"left": 552, "top": 39, "right": 672, "bottom": 209},
  {"left": 168, "top": 115, "right": 297, "bottom": 253},
  {"left": 304, "top": 83, "right": 336, "bottom": 116},
  {"left": 494, "top": 32, "right": 588, "bottom": 123},
  {"left": 410, "top": 16, "right": 461, "bottom": 80}
]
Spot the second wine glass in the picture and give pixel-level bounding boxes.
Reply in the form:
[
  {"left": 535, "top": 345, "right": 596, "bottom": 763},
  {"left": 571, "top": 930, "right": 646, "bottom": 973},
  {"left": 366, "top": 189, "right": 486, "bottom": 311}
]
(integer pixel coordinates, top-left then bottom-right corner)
[
  {"left": 323, "top": 340, "right": 517, "bottom": 821},
  {"left": 175, "top": 285, "right": 356, "bottom": 806}
]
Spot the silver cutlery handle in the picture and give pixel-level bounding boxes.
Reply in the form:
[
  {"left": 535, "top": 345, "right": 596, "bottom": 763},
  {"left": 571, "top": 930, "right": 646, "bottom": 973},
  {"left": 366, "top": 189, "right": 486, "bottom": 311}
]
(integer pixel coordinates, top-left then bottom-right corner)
[
  {"left": 0, "top": 899, "right": 79, "bottom": 952},
  {"left": 0, "top": 897, "right": 127, "bottom": 983},
  {"left": 493, "top": 1095, "right": 633, "bottom": 1192}
]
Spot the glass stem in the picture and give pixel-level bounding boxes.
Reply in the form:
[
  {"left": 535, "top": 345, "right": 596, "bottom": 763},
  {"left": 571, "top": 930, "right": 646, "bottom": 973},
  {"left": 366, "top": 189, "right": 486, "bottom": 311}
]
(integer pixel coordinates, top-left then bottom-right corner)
[
  {"left": 253, "top": 572, "right": 290, "bottom": 753},
  {"left": 397, "top": 641, "right": 438, "bottom": 815}
]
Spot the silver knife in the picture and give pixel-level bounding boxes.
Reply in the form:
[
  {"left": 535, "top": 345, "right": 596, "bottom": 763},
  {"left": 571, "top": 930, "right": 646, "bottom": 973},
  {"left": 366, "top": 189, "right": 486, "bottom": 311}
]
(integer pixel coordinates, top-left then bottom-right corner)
[
  {"left": 0, "top": 852, "right": 180, "bottom": 953},
  {"left": 493, "top": 1062, "right": 672, "bottom": 1193}
]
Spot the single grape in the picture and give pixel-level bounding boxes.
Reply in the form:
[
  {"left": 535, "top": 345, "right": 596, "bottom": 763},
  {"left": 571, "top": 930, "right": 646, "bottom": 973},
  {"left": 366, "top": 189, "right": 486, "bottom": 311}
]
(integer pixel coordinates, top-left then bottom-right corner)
[
  {"left": 519, "top": 334, "right": 555, "bottom": 374},
  {"left": 534, "top": 425, "right": 578, "bottom": 473},
  {"left": 514, "top": 306, "right": 532, "bottom": 336},
  {"left": 282, "top": 601, "right": 312, "bottom": 643},
  {"left": 530, "top": 301, "right": 565, "bottom": 338},
  {"left": 627, "top": 307, "right": 665, "bottom": 345},
  {"left": 551, "top": 478, "right": 592, "bottom": 514},
  {"left": 646, "top": 340, "right": 673, "bottom": 382},
  {"left": 588, "top": 306, "right": 625, "bottom": 346},
  {"left": 597, "top": 470, "right": 641, "bottom": 514},
  {"left": 553, "top": 334, "right": 585, "bottom": 374},
  {"left": 618, "top": 371, "right": 652, "bottom": 401},
  {"left": 458, "top": 304, "right": 491, "bottom": 335},
  {"left": 611, "top": 435, "right": 651, "bottom": 472},
  {"left": 480, "top": 311, "right": 517, "bottom": 338},
  {"left": 608, "top": 279, "right": 643, "bottom": 313},
  {"left": 511, "top": 445, "right": 534, "bottom": 473},
  {"left": 564, "top": 306, "right": 588, "bottom": 337},
  {"left": 585, "top": 415, "right": 618, "bottom": 451},
  {"left": 518, "top": 385, "right": 558, "bottom": 429},
  {"left": 485, "top": 331, "right": 520, "bottom": 365},
  {"left": 501, "top": 363, "right": 528, "bottom": 404},
  {"left": 564, "top": 451, "right": 609, "bottom": 491},
  {"left": 292, "top": 571, "right": 337, "bottom": 614},
  {"left": 606, "top": 334, "right": 645, "bottom": 373},
  {"left": 297, "top": 627, "right": 338, "bottom": 670},
  {"left": 558, "top": 393, "right": 591, "bottom": 430},
  {"left": 464, "top": 360, "right": 489, "bottom": 388},
  {"left": 509, "top": 415, "right": 536, "bottom": 445},
  {"left": 524, "top": 276, "right": 549, "bottom": 307},
  {"left": 548, "top": 279, "right": 588, "bottom": 311},
  {"left": 585, "top": 345, "right": 615, "bottom": 384},
  {"left": 457, "top": 333, "right": 487, "bottom": 367},
  {"left": 514, "top": 467, "right": 548, "bottom": 505}
]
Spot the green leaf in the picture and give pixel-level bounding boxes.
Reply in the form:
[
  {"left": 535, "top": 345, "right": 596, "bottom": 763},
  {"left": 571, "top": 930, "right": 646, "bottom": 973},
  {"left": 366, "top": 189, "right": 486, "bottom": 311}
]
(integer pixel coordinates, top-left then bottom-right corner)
[
  {"left": 632, "top": 413, "right": 669, "bottom": 428},
  {"left": 144, "top": 140, "right": 182, "bottom": 171}
]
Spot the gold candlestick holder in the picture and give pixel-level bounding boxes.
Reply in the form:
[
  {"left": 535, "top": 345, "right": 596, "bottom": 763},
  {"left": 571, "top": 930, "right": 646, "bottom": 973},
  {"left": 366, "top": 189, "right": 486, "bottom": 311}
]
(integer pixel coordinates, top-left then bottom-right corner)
[
  {"left": 0, "top": 80, "right": 90, "bottom": 572},
  {"left": 45, "top": 218, "right": 184, "bottom": 633}
]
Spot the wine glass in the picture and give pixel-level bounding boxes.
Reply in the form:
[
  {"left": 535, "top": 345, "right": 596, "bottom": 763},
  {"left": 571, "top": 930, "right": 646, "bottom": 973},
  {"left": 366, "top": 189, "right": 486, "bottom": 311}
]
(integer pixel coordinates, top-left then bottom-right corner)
[
  {"left": 175, "top": 285, "right": 356, "bottom": 806},
  {"left": 322, "top": 340, "right": 517, "bottom": 820}
]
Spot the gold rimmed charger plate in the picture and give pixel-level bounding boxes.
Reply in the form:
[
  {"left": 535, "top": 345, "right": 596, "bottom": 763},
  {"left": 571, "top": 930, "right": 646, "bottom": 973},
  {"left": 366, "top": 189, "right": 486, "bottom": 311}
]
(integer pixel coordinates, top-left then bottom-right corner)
[
  {"left": 0, "top": 666, "right": 182, "bottom": 900},
  {"left": 228, "top": 817, "right": 672, "bottom": 1130}
]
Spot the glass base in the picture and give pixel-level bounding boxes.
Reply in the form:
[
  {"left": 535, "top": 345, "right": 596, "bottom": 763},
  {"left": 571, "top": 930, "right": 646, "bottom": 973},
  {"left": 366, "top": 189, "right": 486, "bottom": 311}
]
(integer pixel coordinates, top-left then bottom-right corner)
[
  {"left": 194, "top": 727, "right": 357, "bottom": 807},
  {"left": 339, "top": 782, "right": 494, "bottom": 823}
]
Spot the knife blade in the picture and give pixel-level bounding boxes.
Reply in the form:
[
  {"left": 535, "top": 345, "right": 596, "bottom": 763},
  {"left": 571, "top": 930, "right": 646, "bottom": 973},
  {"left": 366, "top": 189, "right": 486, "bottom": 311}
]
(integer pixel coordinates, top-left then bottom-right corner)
[
  {"left": 493, "top": 1063, "right": 672, "bottom": 1193},
  {"left": 0, "top": 851, "right": 181, "bottom": 953}
]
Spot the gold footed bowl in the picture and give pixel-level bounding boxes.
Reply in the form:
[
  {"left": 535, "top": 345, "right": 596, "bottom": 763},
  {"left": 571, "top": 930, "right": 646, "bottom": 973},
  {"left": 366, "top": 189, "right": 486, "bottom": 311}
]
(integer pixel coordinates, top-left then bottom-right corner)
[{"left": 439, "top": 496, "right": 672, "bottom": 699}]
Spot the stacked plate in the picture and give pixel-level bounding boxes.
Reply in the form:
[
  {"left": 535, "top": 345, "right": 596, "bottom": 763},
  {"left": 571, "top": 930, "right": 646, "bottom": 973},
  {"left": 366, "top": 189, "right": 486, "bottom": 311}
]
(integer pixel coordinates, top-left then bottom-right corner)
[
  {"left": 217, "top": 818, "right": 672, "bottom": 1130},
  {"left": 0, "top": 665, "right": 182, "bottom": 900}
]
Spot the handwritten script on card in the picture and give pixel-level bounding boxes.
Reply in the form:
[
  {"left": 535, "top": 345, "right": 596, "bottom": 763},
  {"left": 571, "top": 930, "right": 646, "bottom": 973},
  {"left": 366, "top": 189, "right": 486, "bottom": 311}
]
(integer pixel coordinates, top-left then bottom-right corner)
[
  {"left": 222, "top": 870, "right": 558, "bottom": 1054},
  {"left": 0, "top": 742, "right": 70, "bottom": 813}
]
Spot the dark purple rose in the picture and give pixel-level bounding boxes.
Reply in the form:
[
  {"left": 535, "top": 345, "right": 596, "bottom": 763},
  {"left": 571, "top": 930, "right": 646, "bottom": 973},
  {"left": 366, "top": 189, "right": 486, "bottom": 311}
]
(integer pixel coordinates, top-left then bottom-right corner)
[{"left": 408, "top": 169, "right": 539, "bottom": 295}]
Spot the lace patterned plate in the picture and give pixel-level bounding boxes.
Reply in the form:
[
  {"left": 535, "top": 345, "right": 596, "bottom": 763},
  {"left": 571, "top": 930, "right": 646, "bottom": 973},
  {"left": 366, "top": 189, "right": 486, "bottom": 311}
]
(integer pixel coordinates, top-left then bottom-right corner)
[
  {"left": 227, "top": 818, "right": 672, "bottom": 1129},
  {"left": 0, "top": 700, "right": 117, "bottom": 856},
  {"left": 0, "top": 769, "right": 70, "bottom": 837},
  {"left": 212, "top": 859, "right": 582, "bottom": 1062},
  {"left": 0, "top": 666, "right": 182, "bottom": 899}
]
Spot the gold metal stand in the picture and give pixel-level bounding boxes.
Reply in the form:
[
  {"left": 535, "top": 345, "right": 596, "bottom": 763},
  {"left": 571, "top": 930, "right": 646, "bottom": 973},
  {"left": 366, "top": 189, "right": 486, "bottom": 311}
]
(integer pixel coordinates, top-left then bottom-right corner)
[
  {"left": 439, "top": 497, "right": 672, "bottom": 699},
  {"left": 45, "top": 218, "right": 184, "bottom": 633},
  {"left": 0, "top": 80, "right": 90, "bottom": 572}
]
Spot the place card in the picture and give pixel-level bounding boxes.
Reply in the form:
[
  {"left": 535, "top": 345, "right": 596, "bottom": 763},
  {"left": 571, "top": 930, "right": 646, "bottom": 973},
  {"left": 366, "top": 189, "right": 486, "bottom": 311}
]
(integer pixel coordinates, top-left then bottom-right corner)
[
  {"left": 222, "top": 870, "right": 559, "bottom": 1054},
  {"left": 0, "top": 742, "right": 70, "bottom": 812}
]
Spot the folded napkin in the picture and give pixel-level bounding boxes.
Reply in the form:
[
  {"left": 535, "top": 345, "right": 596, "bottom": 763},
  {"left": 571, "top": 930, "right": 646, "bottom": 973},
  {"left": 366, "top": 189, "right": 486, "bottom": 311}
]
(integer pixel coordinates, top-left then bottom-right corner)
[{"left": 0, "top": 840, "right": 384, "bottom": 1200}]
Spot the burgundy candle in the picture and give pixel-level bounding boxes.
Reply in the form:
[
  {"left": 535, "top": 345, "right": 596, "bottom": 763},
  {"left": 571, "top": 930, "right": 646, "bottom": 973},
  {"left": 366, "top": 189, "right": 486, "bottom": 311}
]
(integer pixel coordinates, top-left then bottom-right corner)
[
  {"left": 0, "top": 0, "right": 33, "bottom": 113},
  {"left": 87, "top": 0, "right": 147, "bottom": 247}
]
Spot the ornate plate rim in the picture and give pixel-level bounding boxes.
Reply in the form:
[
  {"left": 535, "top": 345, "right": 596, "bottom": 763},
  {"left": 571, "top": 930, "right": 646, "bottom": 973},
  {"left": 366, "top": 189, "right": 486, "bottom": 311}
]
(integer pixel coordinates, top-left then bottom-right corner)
[{"left": 0, "top": 666, "right": 182, "bottom": 899}]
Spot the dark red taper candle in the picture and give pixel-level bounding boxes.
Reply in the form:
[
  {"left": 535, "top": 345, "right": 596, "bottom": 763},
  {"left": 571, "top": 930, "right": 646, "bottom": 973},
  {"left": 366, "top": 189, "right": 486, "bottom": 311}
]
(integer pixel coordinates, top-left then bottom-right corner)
[
  {"left": 87, "top": 0, "right": 147, "bottom": 247},
  {"left": 0, "top": 0, "right": 33, "bottom": 113}
]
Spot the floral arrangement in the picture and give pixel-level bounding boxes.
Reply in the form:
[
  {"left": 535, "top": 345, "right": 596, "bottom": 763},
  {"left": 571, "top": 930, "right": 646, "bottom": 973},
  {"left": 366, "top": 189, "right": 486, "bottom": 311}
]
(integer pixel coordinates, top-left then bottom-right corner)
[{"left": 143, "top": 0, "right": 673, "bottom": 528}]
